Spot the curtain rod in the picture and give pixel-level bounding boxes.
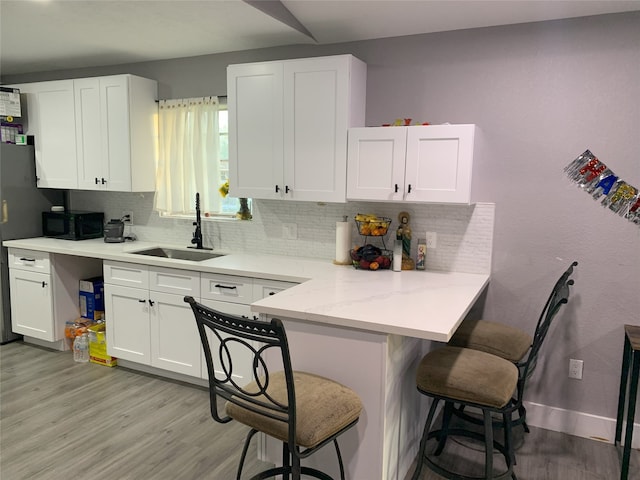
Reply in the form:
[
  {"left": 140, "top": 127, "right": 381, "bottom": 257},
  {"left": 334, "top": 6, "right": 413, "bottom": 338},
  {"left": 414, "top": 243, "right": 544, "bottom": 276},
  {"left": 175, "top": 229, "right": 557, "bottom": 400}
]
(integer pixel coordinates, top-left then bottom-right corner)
[{"left": 156, "top": 95, "right": 227, "bottom": 102}]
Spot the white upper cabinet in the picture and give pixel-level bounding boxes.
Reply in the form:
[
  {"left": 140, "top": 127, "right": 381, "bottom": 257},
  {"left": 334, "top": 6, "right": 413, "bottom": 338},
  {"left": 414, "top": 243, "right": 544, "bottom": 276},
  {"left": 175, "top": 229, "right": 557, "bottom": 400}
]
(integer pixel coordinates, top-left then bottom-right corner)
[
  {"left": 228, "top": 54, "right": 366, "bottom": 202},
  {"left": 12, "top": 81, "right": 78, "bottom": 189},
  {"left": 228, "top": 61, "right": 284, "bottom": 200},
  {"left": 347, "top": 124, "right": 477, "bottom": 204},
  {"left": 11, "top": 75, "right": 157, "bottom": 192},
  {"left": 75, "top": 75, "right": 158, "bottom": 192}
]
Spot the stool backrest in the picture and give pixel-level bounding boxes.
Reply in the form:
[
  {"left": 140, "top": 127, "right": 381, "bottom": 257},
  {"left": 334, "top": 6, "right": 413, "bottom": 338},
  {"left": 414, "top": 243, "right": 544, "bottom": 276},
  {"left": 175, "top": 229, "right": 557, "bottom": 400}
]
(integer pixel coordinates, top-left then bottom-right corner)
[
  {"left": 184, "top": 296, "right": 296, "bottom": 438},
  {"left": 531, "top": 261, "right": 579, "bottom": 341},
  {"left": 520, "top": 261, "right": 577, "bottom": 388}
]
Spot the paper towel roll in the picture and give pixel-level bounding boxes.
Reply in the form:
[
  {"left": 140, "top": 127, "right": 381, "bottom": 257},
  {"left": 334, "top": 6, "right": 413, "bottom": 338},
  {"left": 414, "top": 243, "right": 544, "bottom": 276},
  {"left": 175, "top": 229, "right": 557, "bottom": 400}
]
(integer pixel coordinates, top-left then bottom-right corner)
[{"left": 334, "top": 221, "right": 352, "bottom": 265}]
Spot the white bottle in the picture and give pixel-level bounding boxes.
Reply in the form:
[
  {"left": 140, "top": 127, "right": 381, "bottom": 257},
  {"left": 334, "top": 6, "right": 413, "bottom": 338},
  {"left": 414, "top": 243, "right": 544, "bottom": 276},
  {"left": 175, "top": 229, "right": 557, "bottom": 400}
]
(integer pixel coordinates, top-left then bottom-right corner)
[
  {"left": 393, "top": 239, "right": 403, "bottom": 272},
  {"left": 73, "top": 333, "right": 90, "bottom": 363}
]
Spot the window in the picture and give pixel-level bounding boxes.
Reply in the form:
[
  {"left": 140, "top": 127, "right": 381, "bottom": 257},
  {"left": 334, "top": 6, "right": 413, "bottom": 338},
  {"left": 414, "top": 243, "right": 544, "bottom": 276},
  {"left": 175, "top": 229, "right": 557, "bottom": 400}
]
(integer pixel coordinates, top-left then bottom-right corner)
[
  {"left": 216, "top": 108, "right": 242, "bottom": 215},
  {"left": 155, "top": 97, "right": 246, "bottom": 218}
]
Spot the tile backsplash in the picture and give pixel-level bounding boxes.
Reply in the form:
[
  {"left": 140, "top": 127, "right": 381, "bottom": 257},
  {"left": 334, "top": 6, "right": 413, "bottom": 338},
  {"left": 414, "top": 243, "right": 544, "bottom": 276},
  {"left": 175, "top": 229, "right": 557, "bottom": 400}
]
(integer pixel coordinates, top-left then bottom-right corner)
[{"left": 70, "top": 191, "right": 494, "bottom": 274}]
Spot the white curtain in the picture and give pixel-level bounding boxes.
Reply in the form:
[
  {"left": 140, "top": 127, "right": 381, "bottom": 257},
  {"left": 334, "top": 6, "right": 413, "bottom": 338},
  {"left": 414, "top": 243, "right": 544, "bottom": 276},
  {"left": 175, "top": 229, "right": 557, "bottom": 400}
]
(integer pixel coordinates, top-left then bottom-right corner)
[{"left": 155, "top": 96, "right": 220, "bottom": 215}]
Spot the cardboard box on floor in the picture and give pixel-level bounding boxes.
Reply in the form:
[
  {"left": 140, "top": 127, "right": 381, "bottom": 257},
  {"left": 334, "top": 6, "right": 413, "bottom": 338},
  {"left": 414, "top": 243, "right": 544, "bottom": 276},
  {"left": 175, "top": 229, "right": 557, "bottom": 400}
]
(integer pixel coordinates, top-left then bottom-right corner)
[{"left": 87, "top": 323, "right": 117, "bottom": 367}]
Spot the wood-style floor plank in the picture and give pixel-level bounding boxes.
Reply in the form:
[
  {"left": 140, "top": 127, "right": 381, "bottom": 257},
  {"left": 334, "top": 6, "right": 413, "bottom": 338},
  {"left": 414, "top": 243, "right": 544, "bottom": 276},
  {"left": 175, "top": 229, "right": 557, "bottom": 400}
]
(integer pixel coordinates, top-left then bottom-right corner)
[
  {"left": 405, "top": 408, "right": 639, "bottom": 480},
  {"left": 2, "top": 341, "right": 638, "bottom": 480},
  {"left": 0, "top": 341, "right": 271, "bottom": 480}
]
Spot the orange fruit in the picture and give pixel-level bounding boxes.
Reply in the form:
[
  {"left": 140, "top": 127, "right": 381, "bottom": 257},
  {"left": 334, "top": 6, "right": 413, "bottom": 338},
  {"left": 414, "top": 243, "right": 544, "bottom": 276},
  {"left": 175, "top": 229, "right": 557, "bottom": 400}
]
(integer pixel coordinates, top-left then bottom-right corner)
[{"left": 369, "top": 262, "right": 380, "bottom": 270}]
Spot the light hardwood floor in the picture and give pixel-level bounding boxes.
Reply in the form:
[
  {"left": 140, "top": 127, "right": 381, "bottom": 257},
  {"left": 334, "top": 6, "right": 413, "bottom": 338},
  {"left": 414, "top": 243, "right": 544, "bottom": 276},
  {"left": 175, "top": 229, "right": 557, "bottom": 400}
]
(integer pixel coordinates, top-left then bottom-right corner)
[
  {"left": 0, "top": 341, "right": 272, "bottom": 479},
  {"left": 405, "top": 413, "right": 639, "bottom": 480},
  {"left": 1, "top": 341, "right": 638, "bottom": 480}
]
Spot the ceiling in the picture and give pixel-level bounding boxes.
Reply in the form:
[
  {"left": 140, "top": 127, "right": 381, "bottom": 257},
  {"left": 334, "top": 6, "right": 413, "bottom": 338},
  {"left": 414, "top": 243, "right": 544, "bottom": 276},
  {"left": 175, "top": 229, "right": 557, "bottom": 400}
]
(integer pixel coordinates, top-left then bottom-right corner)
[{"left": 1, "top": 0, "right": 639, "bottom": 76}]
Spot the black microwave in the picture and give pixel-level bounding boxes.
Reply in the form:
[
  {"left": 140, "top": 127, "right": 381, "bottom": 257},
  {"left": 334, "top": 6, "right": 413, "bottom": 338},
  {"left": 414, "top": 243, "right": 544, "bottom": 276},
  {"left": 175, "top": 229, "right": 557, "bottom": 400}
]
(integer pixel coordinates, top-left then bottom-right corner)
[{"left": 42, "top": 211, "right": 104, "bottom": 240}]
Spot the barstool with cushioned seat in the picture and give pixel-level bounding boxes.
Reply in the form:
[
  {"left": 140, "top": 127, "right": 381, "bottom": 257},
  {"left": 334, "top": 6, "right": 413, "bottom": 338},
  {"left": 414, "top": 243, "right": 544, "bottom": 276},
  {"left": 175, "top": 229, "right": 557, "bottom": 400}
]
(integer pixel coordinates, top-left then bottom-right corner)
[
  {"left": 448, "top": 261, "right": 578, "bottom": 431},
  {"left": 412, "top": 263, "right": 575, "bottom": 480},
  {"left": 184, "top": 296, "right": 363, "bottom": 480}
]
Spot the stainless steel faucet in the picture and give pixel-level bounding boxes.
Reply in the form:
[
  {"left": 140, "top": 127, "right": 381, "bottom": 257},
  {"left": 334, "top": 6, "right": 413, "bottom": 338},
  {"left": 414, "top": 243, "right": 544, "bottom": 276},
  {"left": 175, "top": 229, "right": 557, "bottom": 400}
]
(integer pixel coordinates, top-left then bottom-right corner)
[{"left": 189, "top": 193, "right": 211, "bottom": 250}]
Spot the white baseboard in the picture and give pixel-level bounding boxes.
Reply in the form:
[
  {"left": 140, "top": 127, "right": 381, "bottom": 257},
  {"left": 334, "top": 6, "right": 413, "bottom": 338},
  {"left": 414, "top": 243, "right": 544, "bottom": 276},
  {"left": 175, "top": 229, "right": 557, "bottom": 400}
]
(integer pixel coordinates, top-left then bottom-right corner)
[{"left": 525, "top": 401, "right": 640, "bottom": 449}]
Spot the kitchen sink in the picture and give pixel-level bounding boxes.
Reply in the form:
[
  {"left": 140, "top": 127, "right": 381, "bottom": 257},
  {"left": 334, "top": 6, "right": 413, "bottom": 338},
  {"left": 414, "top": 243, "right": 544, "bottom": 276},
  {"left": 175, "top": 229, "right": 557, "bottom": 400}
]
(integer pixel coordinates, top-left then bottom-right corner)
[{"left": 131, "top": 247, "right": 225, "bottom": 262}]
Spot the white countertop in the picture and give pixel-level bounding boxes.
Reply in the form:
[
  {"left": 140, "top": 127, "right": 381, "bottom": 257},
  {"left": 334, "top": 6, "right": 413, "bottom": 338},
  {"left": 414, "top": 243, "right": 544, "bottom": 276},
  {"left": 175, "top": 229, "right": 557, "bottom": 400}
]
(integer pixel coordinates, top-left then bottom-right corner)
[{"left": 3, "top": 237, "right": 489, "bottom": 342}]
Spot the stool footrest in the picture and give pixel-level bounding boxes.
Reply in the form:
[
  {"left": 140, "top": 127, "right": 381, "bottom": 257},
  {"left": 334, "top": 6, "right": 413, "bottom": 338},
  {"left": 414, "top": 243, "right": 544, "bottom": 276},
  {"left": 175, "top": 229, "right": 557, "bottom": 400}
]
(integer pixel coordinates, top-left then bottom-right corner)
[{"left": 421, "top": 428, "right": 516, "bottom": 480}]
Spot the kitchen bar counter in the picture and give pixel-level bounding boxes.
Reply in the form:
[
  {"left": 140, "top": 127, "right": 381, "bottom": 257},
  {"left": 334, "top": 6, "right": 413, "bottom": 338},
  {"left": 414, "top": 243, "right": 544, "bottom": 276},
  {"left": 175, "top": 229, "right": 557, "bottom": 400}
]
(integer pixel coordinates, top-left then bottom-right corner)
[
  {"left": 4, "top": 237, "right": 488, "bottom": 342},
  {"left": 4, "top": 237, "right": 489, "bottom": 479}
]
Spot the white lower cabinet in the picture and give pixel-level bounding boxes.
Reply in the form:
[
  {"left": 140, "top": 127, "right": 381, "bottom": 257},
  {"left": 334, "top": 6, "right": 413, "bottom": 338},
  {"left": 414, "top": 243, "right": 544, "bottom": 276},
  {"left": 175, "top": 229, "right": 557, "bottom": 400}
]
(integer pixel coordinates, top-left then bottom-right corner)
[
  {"left": 150, "top": 290, "right": 201, "bottom": 375},
  {"left": 253, "top": 278, "right": 298, "bottom": 306},
  {"left": 200, "top": 273, "right": 256, "bottom": 384},
  {"left": 8, "top": 248, "right": 102, "bottom": 345},
  {"left": 199, "top": 274, "right": 297, "bottom": 384},
  {"left": 9, "top": 268, "right": 53, "bottom": 340},
  {"left": 104, "top": 261, "right": 296, "bottom": 382},
  {"left": 199, "top": 298, "right": 254, "bottom": 385},
  {"left": 104, "top": 283, "right": 151, "bottom": 362},
  {"left": 104, "top": 261, "right": 201, "bottom": 377}
]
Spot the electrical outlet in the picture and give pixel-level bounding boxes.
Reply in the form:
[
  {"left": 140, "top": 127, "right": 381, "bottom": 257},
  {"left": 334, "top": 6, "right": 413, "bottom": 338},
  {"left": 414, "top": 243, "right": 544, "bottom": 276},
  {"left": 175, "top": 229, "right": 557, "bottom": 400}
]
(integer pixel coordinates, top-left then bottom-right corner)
[
  {"left": 425, "top": 231, "right": 437, "bottom": 249},
  {"left": 569, "top": 359, "right": 583, "bottom": 379},
  {"left": 122, "top": 211, "right": 133, "bottom": 225},
  {"left": 282, "top": 223, "right": 298, "bottom": 240}
]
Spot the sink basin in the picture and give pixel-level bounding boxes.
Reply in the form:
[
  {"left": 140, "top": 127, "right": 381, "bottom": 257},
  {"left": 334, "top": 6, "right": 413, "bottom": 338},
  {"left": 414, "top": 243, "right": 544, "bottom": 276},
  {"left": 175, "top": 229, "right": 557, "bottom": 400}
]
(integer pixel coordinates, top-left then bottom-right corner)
[{"left": 131, "top": 247, "right": 225, "bottom": 262}]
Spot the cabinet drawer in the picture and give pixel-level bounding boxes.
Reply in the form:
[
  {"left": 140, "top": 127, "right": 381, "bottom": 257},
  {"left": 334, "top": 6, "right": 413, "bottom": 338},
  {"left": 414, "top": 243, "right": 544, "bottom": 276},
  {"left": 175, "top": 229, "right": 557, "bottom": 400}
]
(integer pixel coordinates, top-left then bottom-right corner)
[
  {"left": 201, "top": 273, "right": 253, "bottom": 304},
  {"left": 149, "top": 266, "right": 200, "bottom": 296},
  {"left": 104, "top": 261, "right": 149, "bottom": 289},
  {"left": 8, "top": 249, "right": 50, "bottom": 273},
  {"left": 253, "top": 279, "right": 297, "bottom": 300},
  {"left": 200, "top": 299, "right": 254, "bottom": 319}
]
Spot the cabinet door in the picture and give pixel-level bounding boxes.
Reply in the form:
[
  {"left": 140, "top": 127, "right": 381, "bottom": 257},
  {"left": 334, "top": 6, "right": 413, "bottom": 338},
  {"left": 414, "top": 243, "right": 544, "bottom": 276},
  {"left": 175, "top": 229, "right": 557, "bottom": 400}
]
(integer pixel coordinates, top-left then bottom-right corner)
[
  {"left": 405, "top": 125, "right": 475, "bottom": 203},
  {"left": 74, "top": 77, "right": 104, "bottom": 190},
  {"left": 105, "top": 284, "right": 151, "bottom": 363},
  {"left": 101, "top": 75, "right": 133, "bottom": 192},
  {"left": 283, "top": 56, "right": 350, "bottom": 202},
  {"left": 347, "top": 127, "right": 407, "bottom": 201},
  {"left": 228, "top": 62, "right": 284, "bottom": 199},
  {"left": 26, "top": 81, "right": 78, "bottom": 189},
  {"left": 199, "top": 299, "right": 255, "bottom": 384},
  {"left": 9, "top": 269, "right": 54, "bottom": 340},
  {"left": 124, "top": 75, "right": 158, "bottom": 193},
  {"left": 150, "top": 291, "right": 201, "bottom": 377}
]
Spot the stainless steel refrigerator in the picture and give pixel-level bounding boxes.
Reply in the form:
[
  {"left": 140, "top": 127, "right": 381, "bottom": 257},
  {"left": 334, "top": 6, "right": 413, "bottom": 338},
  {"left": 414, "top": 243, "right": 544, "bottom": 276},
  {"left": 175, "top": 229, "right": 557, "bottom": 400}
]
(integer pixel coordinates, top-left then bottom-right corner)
[{"left": 0, "top": 143, "right": 64, "bottom": 343}]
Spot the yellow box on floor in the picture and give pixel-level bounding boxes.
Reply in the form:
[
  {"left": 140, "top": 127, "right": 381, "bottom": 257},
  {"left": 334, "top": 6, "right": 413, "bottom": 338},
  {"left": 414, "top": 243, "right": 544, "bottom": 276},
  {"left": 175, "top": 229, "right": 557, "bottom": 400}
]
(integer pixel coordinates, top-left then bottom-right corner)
[{"left": 87, "top": 323, "right": 117, "bottom": 367}]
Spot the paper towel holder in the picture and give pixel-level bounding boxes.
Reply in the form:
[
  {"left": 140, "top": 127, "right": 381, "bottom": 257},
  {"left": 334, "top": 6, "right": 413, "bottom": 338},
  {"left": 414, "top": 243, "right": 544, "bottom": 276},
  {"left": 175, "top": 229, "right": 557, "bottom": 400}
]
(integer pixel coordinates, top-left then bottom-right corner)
[{"left": 333, "top": 216, "right": 353, "bottom": 266}]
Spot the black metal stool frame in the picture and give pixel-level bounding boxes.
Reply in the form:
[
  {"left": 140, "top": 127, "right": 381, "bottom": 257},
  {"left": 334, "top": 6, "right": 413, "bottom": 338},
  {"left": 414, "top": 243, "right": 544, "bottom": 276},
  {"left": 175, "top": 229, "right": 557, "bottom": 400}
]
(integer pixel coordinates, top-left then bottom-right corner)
[
  {"left": 185, "top": 296, "right": 358, "bottom": 480},
  {"left": 413, "top": 394, "right": 517, "bottom": 480},
  {"left": 412, "top": 268, "right": 575, "bottom": 480},
  {"left": 454, "top": 261, "right": 578, "bottom": 435}
]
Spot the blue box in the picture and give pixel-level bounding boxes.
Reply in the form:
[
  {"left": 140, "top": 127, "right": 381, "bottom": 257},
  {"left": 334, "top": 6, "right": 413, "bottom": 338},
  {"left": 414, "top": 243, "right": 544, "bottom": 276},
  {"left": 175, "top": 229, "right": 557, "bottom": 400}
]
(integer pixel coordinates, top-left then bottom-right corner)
[{"left": 79, "top": 277, "right": 104, "bottom": 320}]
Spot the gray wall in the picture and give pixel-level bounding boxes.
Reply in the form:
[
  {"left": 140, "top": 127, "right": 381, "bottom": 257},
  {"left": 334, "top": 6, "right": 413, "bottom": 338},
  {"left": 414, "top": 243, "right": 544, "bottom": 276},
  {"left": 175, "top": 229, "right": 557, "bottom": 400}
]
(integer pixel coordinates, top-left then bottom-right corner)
[{"left": 3, "top": 12, "right": 639, "bottom": 420}]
